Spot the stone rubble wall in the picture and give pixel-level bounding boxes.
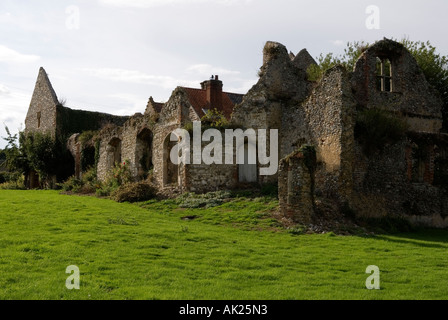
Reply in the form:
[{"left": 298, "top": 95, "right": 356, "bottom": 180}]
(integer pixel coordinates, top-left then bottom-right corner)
[
  {"left": 26, "top": 39, "right": 448, "bottom": 229},
  {"left": 298, "top": 66, "right": 356, "bottom": 203},
  {"left": 278, "top": 150, "right": 315, "bottom": 224}
]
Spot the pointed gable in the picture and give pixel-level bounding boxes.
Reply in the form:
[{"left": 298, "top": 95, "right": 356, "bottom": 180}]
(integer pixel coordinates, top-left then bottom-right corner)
[
  {"left": 32, "top": 67, "right": 59, "bottom": 105},
  {"left": 25, "top": 67, "right": 59, "bottom": 134},
  {"left": 292, "top": 49, "right": 317, "bottom": 72},
  {"left": 145, "top": 96, "right": 164, "bottom": 116}
]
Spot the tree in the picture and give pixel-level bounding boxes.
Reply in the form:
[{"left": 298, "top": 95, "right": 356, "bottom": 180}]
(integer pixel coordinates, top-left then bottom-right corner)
[
  {"left": 21, "top": 131, "right": 73, "bottom": 187},
  {"left": 307, "top": 41, "right": 369, "bottom": 81},
  {"left": 400, "top": 39, "right": 448, "bottom": 131},
  {"left": 201, "top": 108, "right": 229, "bottom": 128},
  {"left": 2, "top": 126, "right": 29, "bottom": 175},
  {"left": 2, "top": 127, "right": 74, "bottom": 188}
]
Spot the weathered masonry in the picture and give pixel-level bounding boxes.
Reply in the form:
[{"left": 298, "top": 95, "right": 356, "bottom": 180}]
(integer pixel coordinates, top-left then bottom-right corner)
[{"left": 25, "top": 38, "right": 448, "bottom": 227}]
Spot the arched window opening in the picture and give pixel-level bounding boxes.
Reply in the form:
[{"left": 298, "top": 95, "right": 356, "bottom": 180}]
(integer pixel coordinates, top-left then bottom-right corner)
[
  {"left": 107, "top": 138, "right": 122, "bottom": 169},
  {"left": 376, "top": 57, "right": 393, "bottom": 92},
  {"left": 163, "top": 133, "right": 179, "bottom": 186},
  {"left": 136, "top": 128, "right": 153, "bottom": 180},
  {"left": 37, "top": 112, "right": 41, "bottom": 129}
]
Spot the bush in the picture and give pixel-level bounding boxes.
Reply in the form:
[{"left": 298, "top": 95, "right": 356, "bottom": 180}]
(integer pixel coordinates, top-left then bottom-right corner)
[
  {"left": 0, "top": 182, "right": 26, "bottom": 190},
  {"left": 60, "top": 167, "right": 99, "bottom": 194},
  {"left": 261, "top": 183, "right": 278, "bottom": 198},
  {"left": 112, "top": 182, "right": 157, "bottom": 203},
  {"left": 61, "top": 176, "right": 83, "bottom": 193},
  {"left": 82, "top": 167, "right": 99, "bottom": 188},
  {"left": 78, "top": 131, "right": 98, "bottom": 145},
  {"left": 0, "top": 175, "right": 26, "bottom": 190},
  {"left": 287, "top": 226, "right": 305, "bottom": 236},
  {"left": 111, "top": 161, "right": 133, "bottom": 186},
  {"left": 0, "top": 172, "right": 6, "bottom": 184},
  {"left": 355, "top": 109, "right": 408, "bottom": 154},
  {"left": 96, "top": 183, "right": 118, "bottom": 198},
  {"left": 94, "top": 161, "right": 132, "bottom": 197}
]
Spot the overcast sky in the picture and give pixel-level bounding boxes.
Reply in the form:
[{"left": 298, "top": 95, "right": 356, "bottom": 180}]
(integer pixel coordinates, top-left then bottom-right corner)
[{"left": 0, "top": 0, "right": 447, "bottom": 148}]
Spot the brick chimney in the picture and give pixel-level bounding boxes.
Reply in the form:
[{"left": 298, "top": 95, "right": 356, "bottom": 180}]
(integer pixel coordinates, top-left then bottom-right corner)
[{"left": 201, "top": 75, "right": 223, "bottom": 111}]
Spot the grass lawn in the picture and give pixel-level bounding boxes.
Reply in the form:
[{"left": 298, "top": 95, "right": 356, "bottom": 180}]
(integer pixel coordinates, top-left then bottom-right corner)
[{"left": 0, "top": 190, "right": 447, "bottom": 300}]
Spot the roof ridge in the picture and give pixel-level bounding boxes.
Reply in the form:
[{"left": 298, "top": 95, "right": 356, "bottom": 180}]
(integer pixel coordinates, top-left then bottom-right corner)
[{"left": 182, "top": 86, "right": 243, "bottom": 96}]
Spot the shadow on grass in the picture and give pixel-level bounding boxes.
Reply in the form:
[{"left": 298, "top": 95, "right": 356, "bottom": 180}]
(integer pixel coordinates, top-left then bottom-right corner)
[{"left": 374, "top": 229, "right": 448, "bottom": 249}]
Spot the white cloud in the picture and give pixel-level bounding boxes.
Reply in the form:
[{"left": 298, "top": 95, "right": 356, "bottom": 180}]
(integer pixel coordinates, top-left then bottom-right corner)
[
  {"left": 108, "top": 93, "right": 148, "bottom": 115},
  {"left": 0, "top": 84, "right": 11, "bottom": 96},
  {"left": 82, "top": 68, "right": 197, "bottom": 89},
  {"left": 0, "top": 84, "right": 31, "bottom": 148},
  {"left": 98, "top": 0, "right": 252, "bottom": 8},
  {"left": 330, "top": 40, "right": 345, "bottom": 47},
  {"left": 0, "top": 45, "right": 40, "bottom": 63},
  {"left": 83, "top": 68, "right": 169, "bottom": 84},
  {"left": 186, "top": 64, "right": 240, "bottom": 77},
  {"left": 225, "top": 78, "right": 257, "bottom": 94}
]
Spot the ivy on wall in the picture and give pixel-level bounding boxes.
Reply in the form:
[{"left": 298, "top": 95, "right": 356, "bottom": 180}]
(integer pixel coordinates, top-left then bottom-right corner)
[{"left": 56, "top": 105, "right": 129, "bottom": 137}]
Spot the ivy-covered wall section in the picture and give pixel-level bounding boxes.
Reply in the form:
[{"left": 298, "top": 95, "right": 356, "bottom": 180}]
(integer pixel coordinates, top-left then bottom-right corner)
[{"left": 56, "top": 105, "right": 130, "bottom": 137}]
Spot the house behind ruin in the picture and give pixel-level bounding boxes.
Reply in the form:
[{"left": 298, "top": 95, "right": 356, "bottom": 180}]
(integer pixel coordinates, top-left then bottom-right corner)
[{"left": 25, "top": 38, "right": 448, "bottom": 227}]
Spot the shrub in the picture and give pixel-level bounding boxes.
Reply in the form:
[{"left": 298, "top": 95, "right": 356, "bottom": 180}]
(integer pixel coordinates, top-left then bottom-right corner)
[
  {"left": 94, "top": 161, "right": 132, "bottom": 197},
  {"left": 0, "top": 172, "right": 6, "bottom": 184},
  {"left": 82, "top": 167, "right": 98, "bottom": 188},
  {"left": 96, "top": 183, "right": 118, "bottom": 198},
  {"left": 306, "top": 53, "right": 342, "bottom": 81},
  {"left": 355, "top": 109, "right": 408, "bottom": 154},
  {"left": 261, "top": 183, "right": 278, "bottom": 198},
  {"left": 112, "top": 182, "right": 156, "bottom": 203},
  {"left": 287, "top": 226, "right": 305, "bottom": 236},
  {"left": 111, "top": 161, "right": 133, "bottom": 186},
  {"left": 60, "top": 167, "right": 98, "bottom": 194},
  {"left": 61, "top": 176, "right": 83, "bottom": 193},
  {"left": 0, "top": 175, "right": 26, "bottom": 190},
  {"left": 201, "top": 109, "right": 229, "bottom": 128},
  {"left": 78, "top": 131, "right": 98, "bottom": 145}
]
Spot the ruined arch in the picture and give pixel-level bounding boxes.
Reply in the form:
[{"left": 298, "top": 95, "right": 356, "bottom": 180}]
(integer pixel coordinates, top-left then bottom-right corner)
[
  {"left": 82, "top": 144, "right": 96, "bottom": 172},
  {"left": 163, "top": 132, "right": 179, "bottom": 186},
  {"left": 136, "top": 128, "right": 153, "bottom": 179},
  {"left": 107, "top": 137, "right": 122, "bottom": 169},
  {"left": 376, "top": 57, "right": 393, "bottom": 92}
]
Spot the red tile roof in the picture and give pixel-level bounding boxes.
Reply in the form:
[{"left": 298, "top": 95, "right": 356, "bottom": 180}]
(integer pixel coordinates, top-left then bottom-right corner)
[{"left": 182, "top": 87, "right": 243, "bottom": 120}]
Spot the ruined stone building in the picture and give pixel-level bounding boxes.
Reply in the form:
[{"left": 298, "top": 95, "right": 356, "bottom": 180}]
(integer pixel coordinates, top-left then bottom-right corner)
[{"left": 25, "top": 38, "right": 448, "bottom": 227}]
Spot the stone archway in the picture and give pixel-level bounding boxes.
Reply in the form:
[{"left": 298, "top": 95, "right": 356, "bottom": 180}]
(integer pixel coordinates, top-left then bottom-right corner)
[
  {"left": 163, "top": 133, "right": 179, "bottom": 186},
  {"left": 82, "top": 145, "right": 96, "bottom": 172},
  {"left": 136, "top": 128, "right": 153, "bottom": 179},
  {"left": 107, "top": 137, "right": 122, "bottom": 169}
]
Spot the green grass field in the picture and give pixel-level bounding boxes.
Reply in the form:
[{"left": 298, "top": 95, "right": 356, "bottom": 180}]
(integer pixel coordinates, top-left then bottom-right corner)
[{"left": 0, "top": 190, "right": 447, "bottom": 300}]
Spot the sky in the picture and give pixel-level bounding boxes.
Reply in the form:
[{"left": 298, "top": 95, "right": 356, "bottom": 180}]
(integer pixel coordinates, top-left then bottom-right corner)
[{"left": 0, "top": 0, "right": 447, "bottom": 148}]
